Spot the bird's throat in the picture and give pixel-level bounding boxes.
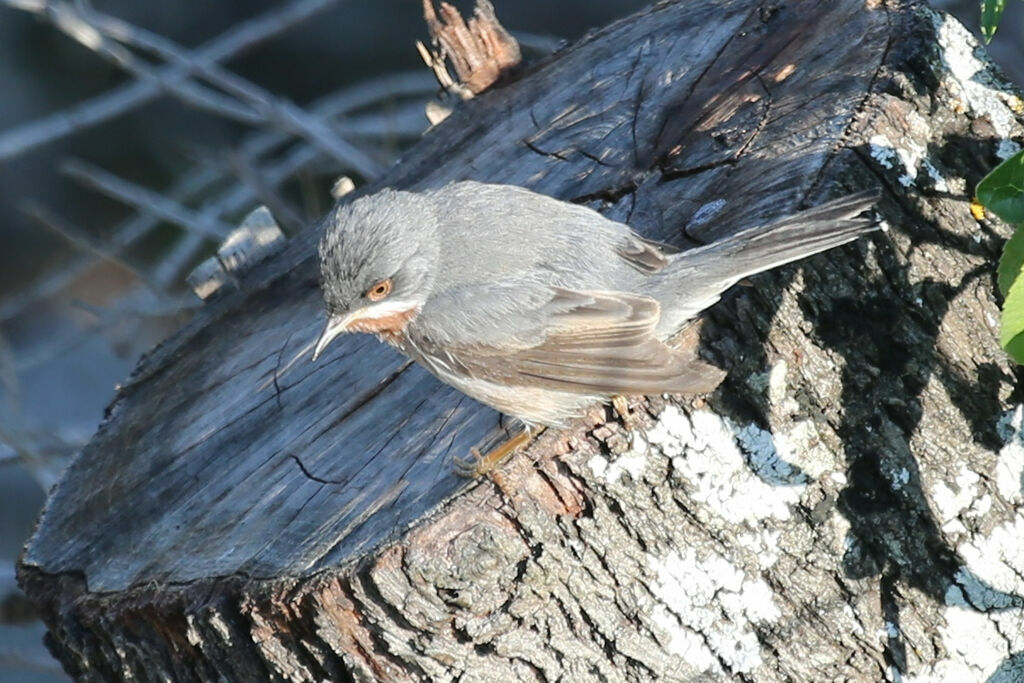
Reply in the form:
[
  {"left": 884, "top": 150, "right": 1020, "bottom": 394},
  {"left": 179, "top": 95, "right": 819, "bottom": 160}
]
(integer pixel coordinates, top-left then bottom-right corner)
[{"left": 346, "top": 307, "right": 418, "bottom": 343}]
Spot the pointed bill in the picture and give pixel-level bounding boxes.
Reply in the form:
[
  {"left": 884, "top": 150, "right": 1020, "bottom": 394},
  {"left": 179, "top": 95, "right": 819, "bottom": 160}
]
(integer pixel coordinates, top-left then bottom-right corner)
[
  {"left": 312, "top": 300, "right": 419, "bottom": 361},
  {"left": 312, "top": 314, "right": 350, "bottom": 361}
]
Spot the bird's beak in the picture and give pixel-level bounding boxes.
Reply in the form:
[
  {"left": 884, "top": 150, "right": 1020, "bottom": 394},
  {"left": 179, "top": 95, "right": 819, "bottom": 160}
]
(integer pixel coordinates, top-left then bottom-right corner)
[
  {"left": 312, "top": 300, "right": 416, "bottom": 361},
  {"left": 312, "top": 312, "right": 356, "bottom": 361}
]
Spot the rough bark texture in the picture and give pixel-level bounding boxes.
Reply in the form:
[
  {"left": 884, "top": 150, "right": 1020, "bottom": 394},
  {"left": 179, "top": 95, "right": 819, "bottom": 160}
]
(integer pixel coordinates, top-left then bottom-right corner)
[{"left": 18, "top": 0, "right": 1024, "bottom": 681}]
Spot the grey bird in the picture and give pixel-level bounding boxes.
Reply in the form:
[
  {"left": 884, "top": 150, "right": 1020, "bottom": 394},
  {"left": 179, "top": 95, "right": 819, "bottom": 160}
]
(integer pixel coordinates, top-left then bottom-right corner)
[{"left": 313, "top": 181, "right": 877, "bottom": 427}]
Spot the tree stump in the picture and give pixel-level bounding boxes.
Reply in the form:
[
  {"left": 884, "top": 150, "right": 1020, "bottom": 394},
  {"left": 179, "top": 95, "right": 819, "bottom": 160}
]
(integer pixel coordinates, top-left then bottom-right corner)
[{"left": 18, "top": 0, "right": 1024, "bottom": 680}]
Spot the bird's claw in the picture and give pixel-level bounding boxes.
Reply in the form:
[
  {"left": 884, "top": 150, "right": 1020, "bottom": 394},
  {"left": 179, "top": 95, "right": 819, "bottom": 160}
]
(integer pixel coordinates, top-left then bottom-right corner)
[
  {"left": 453, "top": 448, "right": 486, "bottom": 478},
  {"left": 454, "top": 430, "right": 535, "bottom": 478},
  {"left": 612, "top": 395, "right": 637, "bottom": 432}
]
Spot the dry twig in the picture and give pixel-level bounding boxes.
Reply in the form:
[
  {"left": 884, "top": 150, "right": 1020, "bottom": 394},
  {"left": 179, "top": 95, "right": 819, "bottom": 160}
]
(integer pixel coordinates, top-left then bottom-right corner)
[
  {"left": 59, "top": 159, "right": 234, "bottom": 239},
  {"left": 0, "top": 0, "right": 339, "bottom": 161},
  {"left": 0, "top": 70, "right": 433, "bottom": 324},
  {"left": 420, "top": 0, "right": 521, "bottom": 95},
  {"left": 20, "top": 201, "right": 164, "bottom": 294}
]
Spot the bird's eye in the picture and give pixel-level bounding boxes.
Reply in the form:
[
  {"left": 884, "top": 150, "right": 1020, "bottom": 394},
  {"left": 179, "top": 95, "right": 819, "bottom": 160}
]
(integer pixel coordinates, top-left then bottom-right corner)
[{"left": 366, "top": 278, "right": 393, "bottom": 302}]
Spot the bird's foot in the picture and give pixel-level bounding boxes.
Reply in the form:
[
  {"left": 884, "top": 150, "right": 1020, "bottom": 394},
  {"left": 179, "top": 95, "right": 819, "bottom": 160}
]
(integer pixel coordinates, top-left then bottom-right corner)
[
  {"left": 612, "top": 395, "right": 637, "bottom": 432},
  {"left": 455, "top": 426, "right": 544, "bottom": 478}
]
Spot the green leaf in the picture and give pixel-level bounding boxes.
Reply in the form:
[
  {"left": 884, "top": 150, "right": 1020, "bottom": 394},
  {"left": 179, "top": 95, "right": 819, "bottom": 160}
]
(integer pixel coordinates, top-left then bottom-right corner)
[
  {"left": 981, "top": 0, "right": 1007, "bottom": 43},
  {"left": 977, "top": 149, "right": 1024, "bottom": 224},
  {"left": 1005, "top": 332, "right": 1024, "bottom": 365},
  {"left": 1002, "top": 273, "right": 1024, "bottom": 363},
  {"left": 998, "top": 228, "right": 1024, "bottom": 296}
]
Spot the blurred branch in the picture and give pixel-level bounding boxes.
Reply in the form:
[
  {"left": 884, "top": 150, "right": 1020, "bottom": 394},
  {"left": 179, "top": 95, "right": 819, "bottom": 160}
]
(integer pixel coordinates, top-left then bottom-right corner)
[
  {"left": 0, "top": 166, "right": 220, "bottom": 323},
  {"left": 60, "top": 158, "right": 234, "bottom": 239},
  {"left": 0, "top": 0, "right": 339, "bottom": 161},
  {"left": 0, "top": 422, "right": 68, "bottom": 492},
  {"left": 311, "top": 71, "right": 436, "bottom": 113},
  {"left": 335, "top": 105, "right": 428, "bottom": 137},
  {"left": 0, "top": 330, "right": 20, "bottom": 414},
  {"left": 0, "top": 332, "right": 60, "bottom": 491},
  {"left": 18, "top": 0, "right": 387, "bottom": 178},
  {"left": 146, "top": 73, "right": 434, "bottom": 286},
  {"left": 219, "top": 152, "right": 306, "bottom": 235},
  {"left": 21, "top": 201, "right": 165, "bottom": 294},
  {"left": 13, "top": 289, "right": 198, "bottom": 375},
  {"left": 0, "top": 71, "right": 434, "bottom": 324},
  {"left": 15, "top": 2, "right": 263, "bottom": 121},
  {"left": 71, "top": 292, "right": 200, "bottom": 320}
]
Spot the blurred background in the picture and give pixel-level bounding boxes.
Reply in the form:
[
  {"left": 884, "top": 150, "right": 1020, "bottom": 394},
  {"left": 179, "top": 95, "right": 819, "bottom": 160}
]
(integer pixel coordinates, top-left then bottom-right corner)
[{"left": 0, "top": 0, "right": 1020, "bottom": 679}]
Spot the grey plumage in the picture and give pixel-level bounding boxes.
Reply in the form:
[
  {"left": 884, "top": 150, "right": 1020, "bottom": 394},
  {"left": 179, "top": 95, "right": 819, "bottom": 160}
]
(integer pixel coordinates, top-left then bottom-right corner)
[{"left": 315, "top": 180, "right": 878, "bottom": 426}]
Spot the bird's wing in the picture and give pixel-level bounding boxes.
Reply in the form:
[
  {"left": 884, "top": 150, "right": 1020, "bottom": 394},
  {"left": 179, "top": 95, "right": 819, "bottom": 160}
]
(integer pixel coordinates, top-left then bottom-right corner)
[
  {"left": 410, "top": 286, "right": 724, "bottom": 396},
  {"left": 615, "top": 233, "right": 674, "bottom": 274}
]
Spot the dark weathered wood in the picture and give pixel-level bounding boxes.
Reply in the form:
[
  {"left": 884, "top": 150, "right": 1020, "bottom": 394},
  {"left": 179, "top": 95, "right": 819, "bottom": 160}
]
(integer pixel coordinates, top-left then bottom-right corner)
[{"left": 19, "top": 0, "right": 1024, "bottom": 680}]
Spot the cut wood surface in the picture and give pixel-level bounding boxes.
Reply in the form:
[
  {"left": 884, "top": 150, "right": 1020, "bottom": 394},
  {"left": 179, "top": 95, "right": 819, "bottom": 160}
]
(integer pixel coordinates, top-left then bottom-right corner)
[{"left": 19, "top": 0, "right": 1024, "bottom": 680}]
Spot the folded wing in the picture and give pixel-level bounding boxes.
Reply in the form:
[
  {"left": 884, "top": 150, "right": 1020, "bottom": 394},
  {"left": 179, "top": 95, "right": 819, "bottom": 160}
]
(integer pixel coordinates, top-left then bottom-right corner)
[{"left": 410, "top": 287, "right": 724, "bottom": 396}]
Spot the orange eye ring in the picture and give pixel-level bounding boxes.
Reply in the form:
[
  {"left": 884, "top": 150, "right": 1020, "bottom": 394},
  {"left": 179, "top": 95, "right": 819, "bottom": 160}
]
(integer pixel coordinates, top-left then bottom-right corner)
[{"left": 366, "top": 278, "right": 393, "bottom": 302}]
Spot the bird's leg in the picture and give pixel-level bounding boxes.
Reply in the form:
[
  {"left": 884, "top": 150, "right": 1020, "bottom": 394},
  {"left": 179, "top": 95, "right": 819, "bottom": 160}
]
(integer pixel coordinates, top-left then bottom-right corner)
[
  {"left": 455, "top": 425, "right": 545, "bottom": 478},
  {"left": 612, "top": 395, "right": 636, "bottom": 432}
]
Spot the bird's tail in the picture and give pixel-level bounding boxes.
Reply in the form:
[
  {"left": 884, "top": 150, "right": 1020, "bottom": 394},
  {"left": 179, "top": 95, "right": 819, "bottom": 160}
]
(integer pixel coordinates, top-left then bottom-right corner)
[{"left": 651, "top": 191, "right": 880, "bottom": 336}]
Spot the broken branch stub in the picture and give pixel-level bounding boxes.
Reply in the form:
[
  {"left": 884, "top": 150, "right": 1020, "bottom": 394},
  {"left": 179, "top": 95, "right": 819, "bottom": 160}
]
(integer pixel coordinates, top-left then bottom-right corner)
[
  {"left": 419, "top": 0, "right": 521, "bottom": 97},
  {"left": 186, "top": 206, "right": 286, "bottom": 300}
]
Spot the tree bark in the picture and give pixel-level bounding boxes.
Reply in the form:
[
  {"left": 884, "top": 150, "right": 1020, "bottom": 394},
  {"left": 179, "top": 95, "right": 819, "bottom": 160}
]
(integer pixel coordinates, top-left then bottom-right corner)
[{"left": 19, "top": 0, "right": 1024, "bottom": 681}]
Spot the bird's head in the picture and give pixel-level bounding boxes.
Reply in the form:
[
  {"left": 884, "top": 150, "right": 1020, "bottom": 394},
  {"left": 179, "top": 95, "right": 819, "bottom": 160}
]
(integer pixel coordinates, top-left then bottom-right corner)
[{"left": 313, "top": 188, "right": 439, "bottom": 359}]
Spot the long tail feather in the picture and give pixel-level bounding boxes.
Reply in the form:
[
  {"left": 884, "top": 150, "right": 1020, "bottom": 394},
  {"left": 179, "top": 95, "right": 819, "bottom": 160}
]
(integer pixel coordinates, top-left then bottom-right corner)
[{"left": 653, "top": 191, "right": 880, "bottom": 335}]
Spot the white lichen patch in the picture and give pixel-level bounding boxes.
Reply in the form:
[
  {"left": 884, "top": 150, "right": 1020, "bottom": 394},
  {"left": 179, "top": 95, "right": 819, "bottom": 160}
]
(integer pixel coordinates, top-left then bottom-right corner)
[
  {"left": 905, "top": 600, "right": 1007, "bottom": 683},
  {"left": 957, "top": 514, "right": 1024, "bottom": 603},
  {"left": 907, "top": 510, "right": 1024, "bottom": 681},
  {"left": 871, "top": 134, "right": 916, "bottom": 187},
  {"left": 907, "top": 572, "right": 1024, "bottom": 683},
  {"left": 868, "top": 137, "right": 907, "bottom": 183},
  {"left": 587, "top": 439, "right": 648, "bottom": 484},
  {"left": 766, "top": 360, "right": 792, "bottom": 410},
  {"left": 869, "top": 131, "right": 948, "bottom": 190},
  {"left": 737, "top": 528, "right": 782, "bottom": 570},
  {"left": 646, "top": 406, "right": 806, "bottom": 524},
  {"left": 995, "top": 405, "right": 1024, "bottom": 504},
  {"left": 919, "top": 159, "right": 951, "bottom": 192},
  {"left": 778, "top": 419, "right": 836, "bottom": 479},
  {"left": 930, "top": 467, "right": 980, "bottom": 525},
  {"left": 841, "top": 605, "right": 864, "bottom": 637},
  {"left": 931, "top": 466, "right": 998, "bottom": 537},
  {"left": 648, "top": 547, "right": 781, "bottom": 675},
  {"left": 934, "top": 12, "right": 1021, "bottom": 141},
  {"left": 587, "top": 454, "right": 608, "bottom": 476},
  {"left": 910, "top": 376, "right": 997, "bottom": 536}
]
